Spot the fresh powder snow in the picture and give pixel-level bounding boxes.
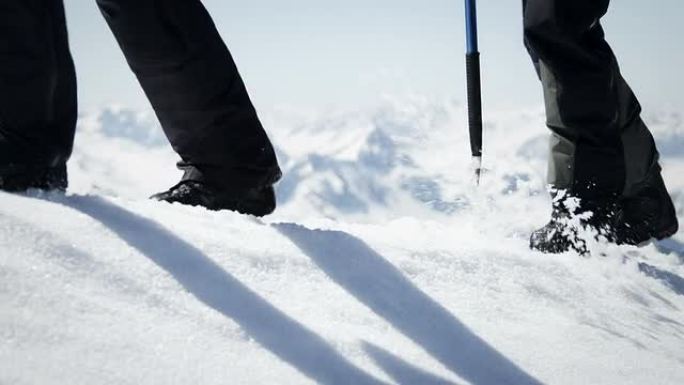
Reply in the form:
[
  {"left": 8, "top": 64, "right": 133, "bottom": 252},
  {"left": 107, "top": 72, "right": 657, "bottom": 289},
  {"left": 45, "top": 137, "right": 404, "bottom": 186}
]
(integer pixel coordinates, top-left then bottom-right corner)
[{"left": 1, "top": 99, "right": 683, "bottom": 384}]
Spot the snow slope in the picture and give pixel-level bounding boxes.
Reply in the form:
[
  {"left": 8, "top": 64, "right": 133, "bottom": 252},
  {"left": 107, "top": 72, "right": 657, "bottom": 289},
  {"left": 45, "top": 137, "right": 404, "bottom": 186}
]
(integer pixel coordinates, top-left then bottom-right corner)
[{"left": 2, "top": 99, "right": 683, "bottom": 384}]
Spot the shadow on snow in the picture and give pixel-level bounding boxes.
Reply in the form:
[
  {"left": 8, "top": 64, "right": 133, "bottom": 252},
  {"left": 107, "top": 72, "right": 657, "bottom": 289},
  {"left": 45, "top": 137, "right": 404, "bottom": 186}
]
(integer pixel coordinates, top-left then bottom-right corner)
[
  {"left": 57, "top": 195, "right": 387, "bottom": 385},
  {"left": 275, "top": 223, "right": 543, "bottom": 385},
  {"left": 361, "top": 342, "right": 460, "bottom": 385},
  {"left": 641, "top": 239, "right": 684, "bottom": 296},
  {"left": 44, "top": 194, "right": 546, "bottom": 385}
]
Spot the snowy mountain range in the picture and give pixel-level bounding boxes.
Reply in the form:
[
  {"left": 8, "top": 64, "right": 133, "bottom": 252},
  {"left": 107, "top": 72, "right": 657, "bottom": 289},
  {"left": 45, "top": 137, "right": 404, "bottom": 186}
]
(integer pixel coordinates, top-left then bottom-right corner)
[{"left": 2, "top": 99, "right": 683, "bottom": 384}]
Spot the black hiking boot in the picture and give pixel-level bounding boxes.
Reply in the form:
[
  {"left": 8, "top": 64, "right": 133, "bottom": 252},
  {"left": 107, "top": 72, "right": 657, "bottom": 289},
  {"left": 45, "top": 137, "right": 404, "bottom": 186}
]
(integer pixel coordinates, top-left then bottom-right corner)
[
  {"left": 530, "top": 207, "right": 579, "bottom": 254},
  {"left": 530, "top": 195, "right": 619, "bottom": 254},
  {"left": 151, "top": 180, "right": 276, "bottom": 217},
  {"left": 531, "top": 168, "right": 679, "bottom": 254},
  {"left": 0, "top": 164, "right": 68, "bottom": 192},
  {"left": 614, "top": 169, "right": 679, "bottom": 245}
]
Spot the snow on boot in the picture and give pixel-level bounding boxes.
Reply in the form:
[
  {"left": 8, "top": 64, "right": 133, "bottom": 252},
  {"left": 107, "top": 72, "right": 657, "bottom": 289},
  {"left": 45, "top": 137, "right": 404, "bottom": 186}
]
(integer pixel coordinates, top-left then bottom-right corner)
[
  {"left": 530, "top": 193, "right": 618, "bottom": 254},
  {"left": 529, "top": 211, "right": 584, "bottom": 254},
  {"left": 0, "top": 164, "right": 68, "bottom": 192},
  {"left": 151, "top": 180, "right": 276, "bottom": 217},
  {"left": 615, "top": 168, "right": 679, "bottom": 245}
]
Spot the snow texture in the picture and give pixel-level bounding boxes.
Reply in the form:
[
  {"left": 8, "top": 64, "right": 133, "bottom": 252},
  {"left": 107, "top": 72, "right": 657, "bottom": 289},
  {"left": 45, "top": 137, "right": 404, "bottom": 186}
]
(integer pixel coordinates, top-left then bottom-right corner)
[{"left": 1, "top": 98, "right": 683, "bottom": 384}]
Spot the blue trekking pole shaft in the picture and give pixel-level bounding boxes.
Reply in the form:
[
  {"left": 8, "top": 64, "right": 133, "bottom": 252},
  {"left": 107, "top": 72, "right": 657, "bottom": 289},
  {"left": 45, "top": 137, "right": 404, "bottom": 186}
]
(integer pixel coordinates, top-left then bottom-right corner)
[{"left": 465, "top": 0, "right": 483, "bottom": 184}]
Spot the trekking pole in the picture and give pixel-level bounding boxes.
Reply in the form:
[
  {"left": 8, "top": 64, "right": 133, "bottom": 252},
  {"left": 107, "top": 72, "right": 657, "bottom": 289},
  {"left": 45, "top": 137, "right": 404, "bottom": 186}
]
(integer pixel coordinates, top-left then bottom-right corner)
[{"left": 465, "top": 0, "right": 483, "bottom": 185}]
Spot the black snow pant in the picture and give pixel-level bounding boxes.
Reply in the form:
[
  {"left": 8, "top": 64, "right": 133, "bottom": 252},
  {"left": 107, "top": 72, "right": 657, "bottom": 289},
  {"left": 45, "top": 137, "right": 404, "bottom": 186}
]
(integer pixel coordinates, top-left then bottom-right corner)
[
  {"left": 0, "top": 0, "right": 281, "bottom": 191},
  {"left": 523, "top": 0, "right": 658, "bottom": 200}
]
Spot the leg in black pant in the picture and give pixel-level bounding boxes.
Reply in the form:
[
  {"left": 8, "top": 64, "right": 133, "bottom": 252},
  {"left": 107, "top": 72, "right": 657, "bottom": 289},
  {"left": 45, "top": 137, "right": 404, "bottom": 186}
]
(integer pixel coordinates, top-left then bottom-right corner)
[
  {"left": 1, "top": 0, "right": 280, "bottom": 214},
  {"left": 95, "top": 0, "right": 281, "bottom": 192},
  {"left": 524, "top": 0, "right": 678, "bottom": 251},
  {"left": 0, "top": 0, "right": 75, "bottom": 189}
]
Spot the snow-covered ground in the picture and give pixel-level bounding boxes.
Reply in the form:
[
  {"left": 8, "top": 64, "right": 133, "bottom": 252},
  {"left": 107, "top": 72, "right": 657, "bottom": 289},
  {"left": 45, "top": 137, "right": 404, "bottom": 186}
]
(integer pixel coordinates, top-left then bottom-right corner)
[{"left": 1, "top": 99, "right": 683, "bottom": 384}]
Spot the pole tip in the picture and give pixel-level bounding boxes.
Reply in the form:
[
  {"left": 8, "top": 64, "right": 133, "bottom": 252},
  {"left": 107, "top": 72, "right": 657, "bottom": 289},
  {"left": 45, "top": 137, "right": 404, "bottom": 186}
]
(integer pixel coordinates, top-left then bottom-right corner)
[{"left": 471, "top": 156, "right": 482, "bottom": 186}]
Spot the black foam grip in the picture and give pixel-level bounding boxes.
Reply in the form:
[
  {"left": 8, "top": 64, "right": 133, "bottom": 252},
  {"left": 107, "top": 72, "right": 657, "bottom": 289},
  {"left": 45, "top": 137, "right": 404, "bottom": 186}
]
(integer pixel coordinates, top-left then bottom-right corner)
[{"left": 466, "top": 52, "right": 483, "bottom": 157}]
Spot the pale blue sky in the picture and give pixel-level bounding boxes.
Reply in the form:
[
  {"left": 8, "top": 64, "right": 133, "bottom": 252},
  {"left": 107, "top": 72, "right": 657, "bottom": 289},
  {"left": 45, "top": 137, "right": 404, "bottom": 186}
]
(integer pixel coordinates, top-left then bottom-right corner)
[{"left": 64, "top": 0, "right": 684, "bottom": 113}]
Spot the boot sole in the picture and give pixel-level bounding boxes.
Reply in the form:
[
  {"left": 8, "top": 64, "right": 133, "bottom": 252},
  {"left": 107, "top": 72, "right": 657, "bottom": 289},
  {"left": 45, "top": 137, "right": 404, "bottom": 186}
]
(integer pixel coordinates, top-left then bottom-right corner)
[
  {"left": 655, "top": 222, "right": 679, "bottom": 241},
  {"left": 633, "top": 221, "right": 679, "bottom": 248},
  {"left": 0, "top": 165, "right": 67, "bottom": 192}
]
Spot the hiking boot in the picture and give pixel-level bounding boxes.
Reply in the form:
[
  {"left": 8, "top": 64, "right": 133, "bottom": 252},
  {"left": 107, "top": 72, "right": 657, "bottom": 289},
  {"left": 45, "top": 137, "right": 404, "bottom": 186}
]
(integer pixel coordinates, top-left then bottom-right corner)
[
  {"left": 614, "top": 169, "right": 679, "bottom": 245},
  {"left": 0, "top": 164, "right": 68, "bottom": 192},
  {"left": 151, "top": 180, "right": 276, "bottom": 217},
  {"left": 530, "top": 195, "right": 619, "bottom": 254},
  {"left": 531, "top": 168, "right": 679, "bottom": 254}
]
